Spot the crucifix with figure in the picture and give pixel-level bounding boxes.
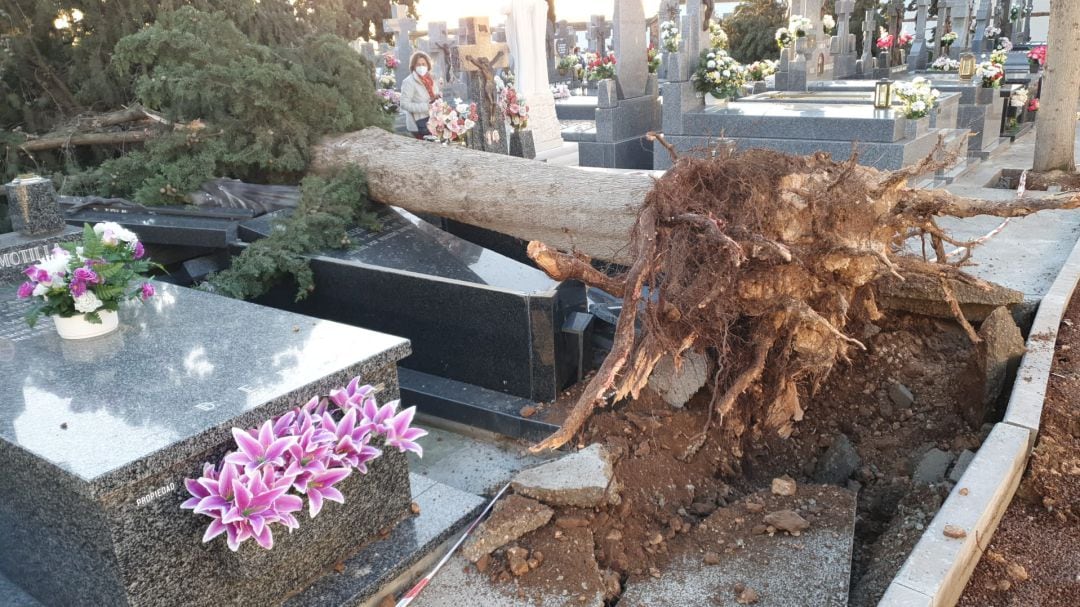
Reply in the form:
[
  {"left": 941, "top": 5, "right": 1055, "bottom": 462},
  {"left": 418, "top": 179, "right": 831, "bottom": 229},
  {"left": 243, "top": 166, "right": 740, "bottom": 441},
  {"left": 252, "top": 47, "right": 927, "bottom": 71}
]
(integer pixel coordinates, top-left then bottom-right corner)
[{"left": 458, "top": 17, "right": 509, "bottom": 155}]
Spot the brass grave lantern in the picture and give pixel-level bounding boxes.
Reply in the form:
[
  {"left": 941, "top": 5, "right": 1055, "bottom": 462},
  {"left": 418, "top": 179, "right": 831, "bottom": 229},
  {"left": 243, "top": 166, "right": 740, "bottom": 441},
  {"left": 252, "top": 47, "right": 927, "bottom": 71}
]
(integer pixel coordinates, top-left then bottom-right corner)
[{"left": 873, "top": 79, "right": 894, "bottom": 109}]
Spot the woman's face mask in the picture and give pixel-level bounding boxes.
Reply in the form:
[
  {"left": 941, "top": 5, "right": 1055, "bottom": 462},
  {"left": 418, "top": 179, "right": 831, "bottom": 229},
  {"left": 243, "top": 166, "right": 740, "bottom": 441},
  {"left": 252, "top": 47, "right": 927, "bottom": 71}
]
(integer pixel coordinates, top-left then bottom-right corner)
[{"left": 416, "top": 65, "right": 429, "bottom": 77}]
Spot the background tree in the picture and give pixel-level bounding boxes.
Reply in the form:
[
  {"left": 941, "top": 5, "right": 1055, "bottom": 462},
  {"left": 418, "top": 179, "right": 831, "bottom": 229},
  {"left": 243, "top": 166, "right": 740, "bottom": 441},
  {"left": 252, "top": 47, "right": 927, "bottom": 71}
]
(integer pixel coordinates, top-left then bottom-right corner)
[
  {"left": 725, "top": 0, "right": 788, "bottom": 63},
  {"left": 0, "top": 0, "right": 415, "bottom": 141},
  {"left": 1033, "top": 0, "right": 1080, "bottom": 173}
]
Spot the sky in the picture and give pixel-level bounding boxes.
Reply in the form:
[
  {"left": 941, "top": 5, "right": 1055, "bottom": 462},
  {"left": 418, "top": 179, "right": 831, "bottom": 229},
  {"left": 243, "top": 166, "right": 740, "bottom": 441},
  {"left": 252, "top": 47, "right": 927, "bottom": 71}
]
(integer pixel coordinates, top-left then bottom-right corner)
[{"left": 415, "top": 0, "right": 667, "bottom": 28}]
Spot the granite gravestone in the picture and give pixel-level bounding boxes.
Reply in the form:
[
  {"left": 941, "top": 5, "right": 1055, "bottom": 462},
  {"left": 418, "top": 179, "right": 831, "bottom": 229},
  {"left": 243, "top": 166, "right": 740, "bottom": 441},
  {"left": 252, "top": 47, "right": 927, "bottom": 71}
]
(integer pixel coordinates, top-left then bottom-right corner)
[
  {"left": 857, "top": 8, "right": 875, "bottom": 75},
  {"left": 243, "top": 206, "right": 588, "bottom": 409},
  {"left": 4, "top": 176, "right": 66, "bottom": 236},
  {"left": 587, "top": 14, "right": 611, "bottom": 53},
  {"left": 971, "top": 0, "right": 992, "bottom": 53},
  {"left": 458, "top": 17, "right": 510, "bottom": 154},
  {"left": 0, "top": 284, "right": 413, "bottom": 607},
  {"left": 554, "top": 20, "right": 577, "bottom": 58},
  {"left": 830, "top": 0, "right": 858, "bottom": 78},
  {"left": 419, "top": 22, "right": 452, "bottom": 90},
  {"left": 908, "top": 0, "right": 931, "bottom": 71},
  {"left": 580, "top": 0, "right": 661, "bottom": 169},
  {"left": 383, "top": 4, "right": 417, "bottom": 85},
  {"left": 950, "top": 0, "right": 974, "bottom": 56},
  {"left": 1, "top": 176, "right": 81, "bottom": 286}
]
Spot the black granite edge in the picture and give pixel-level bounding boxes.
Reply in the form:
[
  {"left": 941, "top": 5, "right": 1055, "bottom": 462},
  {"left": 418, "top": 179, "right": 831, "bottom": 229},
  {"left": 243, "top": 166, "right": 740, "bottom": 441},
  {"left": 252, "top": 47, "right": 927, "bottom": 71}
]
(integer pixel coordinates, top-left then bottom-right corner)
[
  {"left": 284, "top": 474, "right": 485, "bottom": 607},
  {"left": 303, "top": 251, "right": 559, "bottom": 298},
  {"left": 399, "top": 368, "right": 560, "bottom": 443},
  {"left": 87, "top": 355, "right": 410, "bottom": 498}
]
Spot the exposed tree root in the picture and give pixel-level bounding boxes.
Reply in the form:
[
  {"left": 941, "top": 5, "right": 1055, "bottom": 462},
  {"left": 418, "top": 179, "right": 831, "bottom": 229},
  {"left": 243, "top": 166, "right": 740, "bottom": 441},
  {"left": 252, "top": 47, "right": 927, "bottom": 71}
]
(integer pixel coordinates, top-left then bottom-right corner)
[{"left": 529, "top": 145, "right": 1080, "bottom": 454}]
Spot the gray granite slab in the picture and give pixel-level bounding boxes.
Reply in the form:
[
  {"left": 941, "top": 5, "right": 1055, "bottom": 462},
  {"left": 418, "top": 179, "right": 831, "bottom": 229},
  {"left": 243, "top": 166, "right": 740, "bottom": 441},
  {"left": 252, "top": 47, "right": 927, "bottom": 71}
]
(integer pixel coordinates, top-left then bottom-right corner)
[
  {"left": 0, "top": 226, "right": 81, "bottom": 285},
  {"left": 284, "top": 473, "right": 485, "bottom": 607},
  {"left": 679, "top": 103, "right": 909, "bottom": 143},
  {"left": 0, "top": 284, "right": 415, "bottom": 606},
  {"left": 4, "top": 177, "right": 66, "bottom": 236}
]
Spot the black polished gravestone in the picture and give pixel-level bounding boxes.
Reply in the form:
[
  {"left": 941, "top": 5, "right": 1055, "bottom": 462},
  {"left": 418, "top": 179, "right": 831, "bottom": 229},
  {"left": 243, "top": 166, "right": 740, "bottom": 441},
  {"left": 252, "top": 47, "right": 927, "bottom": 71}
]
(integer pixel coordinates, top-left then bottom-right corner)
[
  {"left": 240, "top": 207, "right": 590, "bottom": 437},
  {"left": 0, "top": 284, "right": 416, "bottom": 607}
]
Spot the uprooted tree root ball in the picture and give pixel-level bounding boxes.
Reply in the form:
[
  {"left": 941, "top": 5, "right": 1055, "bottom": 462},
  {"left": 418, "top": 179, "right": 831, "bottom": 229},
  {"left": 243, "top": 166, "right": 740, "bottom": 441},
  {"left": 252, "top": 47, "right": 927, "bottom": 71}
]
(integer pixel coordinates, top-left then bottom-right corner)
[{"left": 527, "top": 142, "right": 1080, "bottom": 458}]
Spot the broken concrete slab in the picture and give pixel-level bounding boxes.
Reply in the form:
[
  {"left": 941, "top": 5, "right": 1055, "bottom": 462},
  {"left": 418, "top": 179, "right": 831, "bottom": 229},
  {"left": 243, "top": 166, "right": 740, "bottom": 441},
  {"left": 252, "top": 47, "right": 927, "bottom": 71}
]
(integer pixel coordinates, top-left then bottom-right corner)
[
  {"left": 461, "top": 495, "right": 554, "bottom": 562},
  {"left": 414, "top": 528, "right": 604, "bottom": 607},
  {"left": 913, "top": 448, "right": 955, "bottom": 486},
  {"left": 961, "top": 306, "right": 1026, "bottom": 425},
  {"left": 948, "top": 449, "right": 976, "bottom": 483},
  {"left": 511, "top": 444, "right": 620, "bottom": 508},
  {"left": 648, "top": 350, "right": 710, "bottom": 408},
  {"left": 619, "top": 485, "right": 856, "bottom": 607},
  {"left": 813, "top": 434, "right": 861, "bottom": 486},
  {"left": 875, "top": 274, "right": 1023, "bottom": 322}
]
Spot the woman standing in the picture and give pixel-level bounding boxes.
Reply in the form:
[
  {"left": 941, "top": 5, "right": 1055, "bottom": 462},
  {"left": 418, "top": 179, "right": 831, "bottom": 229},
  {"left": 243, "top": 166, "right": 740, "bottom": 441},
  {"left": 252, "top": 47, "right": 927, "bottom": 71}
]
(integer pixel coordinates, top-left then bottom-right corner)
[{"left": 400, "top": 51, "right": 440, "bottom": 139}]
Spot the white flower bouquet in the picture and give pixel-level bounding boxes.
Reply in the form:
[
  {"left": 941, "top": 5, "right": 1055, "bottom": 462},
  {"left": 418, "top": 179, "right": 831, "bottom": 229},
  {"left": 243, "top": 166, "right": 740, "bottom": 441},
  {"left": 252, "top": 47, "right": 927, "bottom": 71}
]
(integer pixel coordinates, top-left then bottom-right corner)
[
  {"left": 660, "top": 20, "right": 681, "bottom": 53},
  {"left": 894, "top": 77, "right": 940, "bottom": 119}
]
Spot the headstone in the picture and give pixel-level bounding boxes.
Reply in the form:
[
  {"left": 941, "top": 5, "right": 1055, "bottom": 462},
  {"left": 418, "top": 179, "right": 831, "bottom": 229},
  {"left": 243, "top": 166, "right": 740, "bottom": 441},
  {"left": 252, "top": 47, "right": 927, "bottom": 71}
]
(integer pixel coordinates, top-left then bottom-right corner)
[
  {"left": 1021, "top": 0, "right": 1033, "bottom": 43},
  {"left": 683, "top": 0, "right": 710, "bottom": 56},
  {"left": 419, "top": 21, "right": 452, "bottom": 87},
  {"left": 1, "top": 177, "right": 81, "bottom": 286},
  {"left": 858, "top": 8, "right": 875, "bottom": 74},
  {"left": 971, "top": 0, "right": 992, "bottom": 53},
  {"left": 554, "top": 20, "right": 576, "bottom": 57},
  {"left": 938, "top": 2, "right": 954, "bottom": 56},
  {"left": 950, "top": 0, "right": 974, "bottom": 54},
  {"left": 587, "top": 14, "right": 611, "bottom": 53},
  {"left": 613, "top": 0, "right": 648, "bottom": 100},
  {"left": 383, "top": 4, "right": 417, "bottom": 84},
  {"left": 581, "top": 0, "right": 660, "bottom": 169},
  {"left": 0, "top": 283, "right": 413, "bottom": 606},
  {"left": 505, "top": 0, "right": 565, "bottom": 153},
  {"left": 457, "top": 17, "right": 510, "bottom": 154},
  {"left": 908, "top": 0, "right": 931, "bottom": 70},
  {"left": 831, "top": 0, "right": 857, "bottom": 78},
  {"left": 4, "top": 176, "right": 65, "bottom": 236},
  {"left": 246, "top": 205, "right": 588, "bottom": 406}
]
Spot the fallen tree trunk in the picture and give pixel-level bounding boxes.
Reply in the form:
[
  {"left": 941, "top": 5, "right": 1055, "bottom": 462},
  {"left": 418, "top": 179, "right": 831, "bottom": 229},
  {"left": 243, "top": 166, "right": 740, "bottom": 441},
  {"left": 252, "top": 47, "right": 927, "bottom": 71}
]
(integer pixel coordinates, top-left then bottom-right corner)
[
  {"left": 18, "top": 129, "right": 157, "bottom": 153},
  {"left": 310, "top": 127, "right": 651, "bottom": 263}
]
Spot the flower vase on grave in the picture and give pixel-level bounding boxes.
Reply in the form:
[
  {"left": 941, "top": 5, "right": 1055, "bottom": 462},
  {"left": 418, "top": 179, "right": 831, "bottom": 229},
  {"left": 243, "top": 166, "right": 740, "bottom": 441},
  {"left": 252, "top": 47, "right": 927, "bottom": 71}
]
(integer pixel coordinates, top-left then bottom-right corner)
[
  {"left": 509, "top": 130, "right": 536, "bottom": 159},
  {"left": 53, "top": 310, "right": 120, "bottom": 340}
]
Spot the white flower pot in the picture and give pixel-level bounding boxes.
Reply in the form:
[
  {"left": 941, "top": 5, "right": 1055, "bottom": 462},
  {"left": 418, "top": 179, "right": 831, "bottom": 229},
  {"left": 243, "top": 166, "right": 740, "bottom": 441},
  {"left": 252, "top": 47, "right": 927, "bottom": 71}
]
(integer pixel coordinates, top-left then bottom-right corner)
[
  {"left": 705, "top": 95, "right": 729, "bottom": 108},
  {"left": 53, "top": 310, "right": 119, "bottom": 340}
]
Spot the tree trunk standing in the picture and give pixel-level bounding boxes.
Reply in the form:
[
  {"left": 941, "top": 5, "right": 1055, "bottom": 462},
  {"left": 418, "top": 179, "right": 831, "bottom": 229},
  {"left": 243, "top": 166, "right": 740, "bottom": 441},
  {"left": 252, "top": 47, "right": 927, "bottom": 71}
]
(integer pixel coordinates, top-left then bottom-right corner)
[
  {"left": 1033, "top": 0, "right": 1080, "bottom": 172},
  {"left": 309, "top": 127, "right": 652, "bottom": 263}
]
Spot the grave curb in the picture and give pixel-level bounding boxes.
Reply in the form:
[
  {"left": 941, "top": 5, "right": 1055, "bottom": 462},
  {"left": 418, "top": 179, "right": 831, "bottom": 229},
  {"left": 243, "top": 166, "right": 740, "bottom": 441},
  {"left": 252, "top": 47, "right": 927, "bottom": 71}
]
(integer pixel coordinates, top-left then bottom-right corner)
[{"left": 879, "top": 230, "right": 1080, "bottom": 607}]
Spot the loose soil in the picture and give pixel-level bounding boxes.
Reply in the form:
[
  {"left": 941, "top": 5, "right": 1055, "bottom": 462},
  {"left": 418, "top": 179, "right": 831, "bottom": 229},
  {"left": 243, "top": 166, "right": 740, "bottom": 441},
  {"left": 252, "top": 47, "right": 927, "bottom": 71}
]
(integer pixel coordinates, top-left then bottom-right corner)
[
  {"left": 958, "top": 289, "right": 1080, "bottom": 607},
  {"left": 482, "top": 312, "right": 987, "bottom": 605}
]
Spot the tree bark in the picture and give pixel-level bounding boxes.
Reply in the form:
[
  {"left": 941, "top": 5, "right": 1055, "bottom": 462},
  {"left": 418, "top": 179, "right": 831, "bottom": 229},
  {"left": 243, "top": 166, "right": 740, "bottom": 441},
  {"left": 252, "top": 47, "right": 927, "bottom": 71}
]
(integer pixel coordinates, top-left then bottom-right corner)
[
  {"left": 309, "top": 127, "right": 652, "bottom": 262},
  {"left": 18, "top": 129, "right": 156, "bottom": 153},
  {"left": 1033, "top": 0, "right": 1080, "bottom": 172}
]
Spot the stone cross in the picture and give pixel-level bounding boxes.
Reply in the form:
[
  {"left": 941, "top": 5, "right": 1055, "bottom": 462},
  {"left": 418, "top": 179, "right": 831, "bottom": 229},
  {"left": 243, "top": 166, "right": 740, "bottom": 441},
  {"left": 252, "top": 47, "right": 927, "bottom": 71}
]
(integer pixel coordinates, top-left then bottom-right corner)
[
  {"left": 355, "top": 40, "right": 377, "bottom": 67},
  {"left": 683, "top": 0, "right": 711, "bottom": 57},
  {"left": 1022, "top": 0, "right": 1033, "bottom": 43},
  {"left": 588, "top": 15, "right": 611, "bottom": 53},
  {"left": 971, "top": 0, "right": 992, "bottom": 53},
  {"left": 859, "top": 8, "right": 875, "bottom": 71},
  {"left": 659, "top": 0, "right": 680, "bottom": 23},
  {"left": 832, "top": 0, "right": 856, "bottom": 55},
  {"left": 383, "top": 4, "right": 417, "bottom": 84},
  {"left": 554, "top": 20, "right": 576, "bottom": 57},
  {"left": 949, "top": 0, "right": 973, "bottom": 53},
  {"left": 458, "top": 17, "right": 509, "bottom": 154},
  {"left": 613, "top": 0, "right": 648, "bottom": 100},
  {"left": 831, "top": 0, "right": 857, "bottom": 78},
  {"left": 908, "top": 0, "right": 931, "bottom": 70},
  {"left": 419, "top": 22, "right": 454, "bottom": 86},
  {"left": 938, "top": 2, "right": 953, "bottom": 55}
]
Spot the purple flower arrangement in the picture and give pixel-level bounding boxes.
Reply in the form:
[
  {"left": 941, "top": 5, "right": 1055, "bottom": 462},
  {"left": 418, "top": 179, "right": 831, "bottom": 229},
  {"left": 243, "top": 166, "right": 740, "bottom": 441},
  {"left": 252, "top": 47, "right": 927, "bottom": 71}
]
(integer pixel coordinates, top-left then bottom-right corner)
[
  {"left": 182, "top": 377, "right": 427, "bottom": 551},
  {"left": 16, "top": 222, "right": 158, "bottom": 326}
]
